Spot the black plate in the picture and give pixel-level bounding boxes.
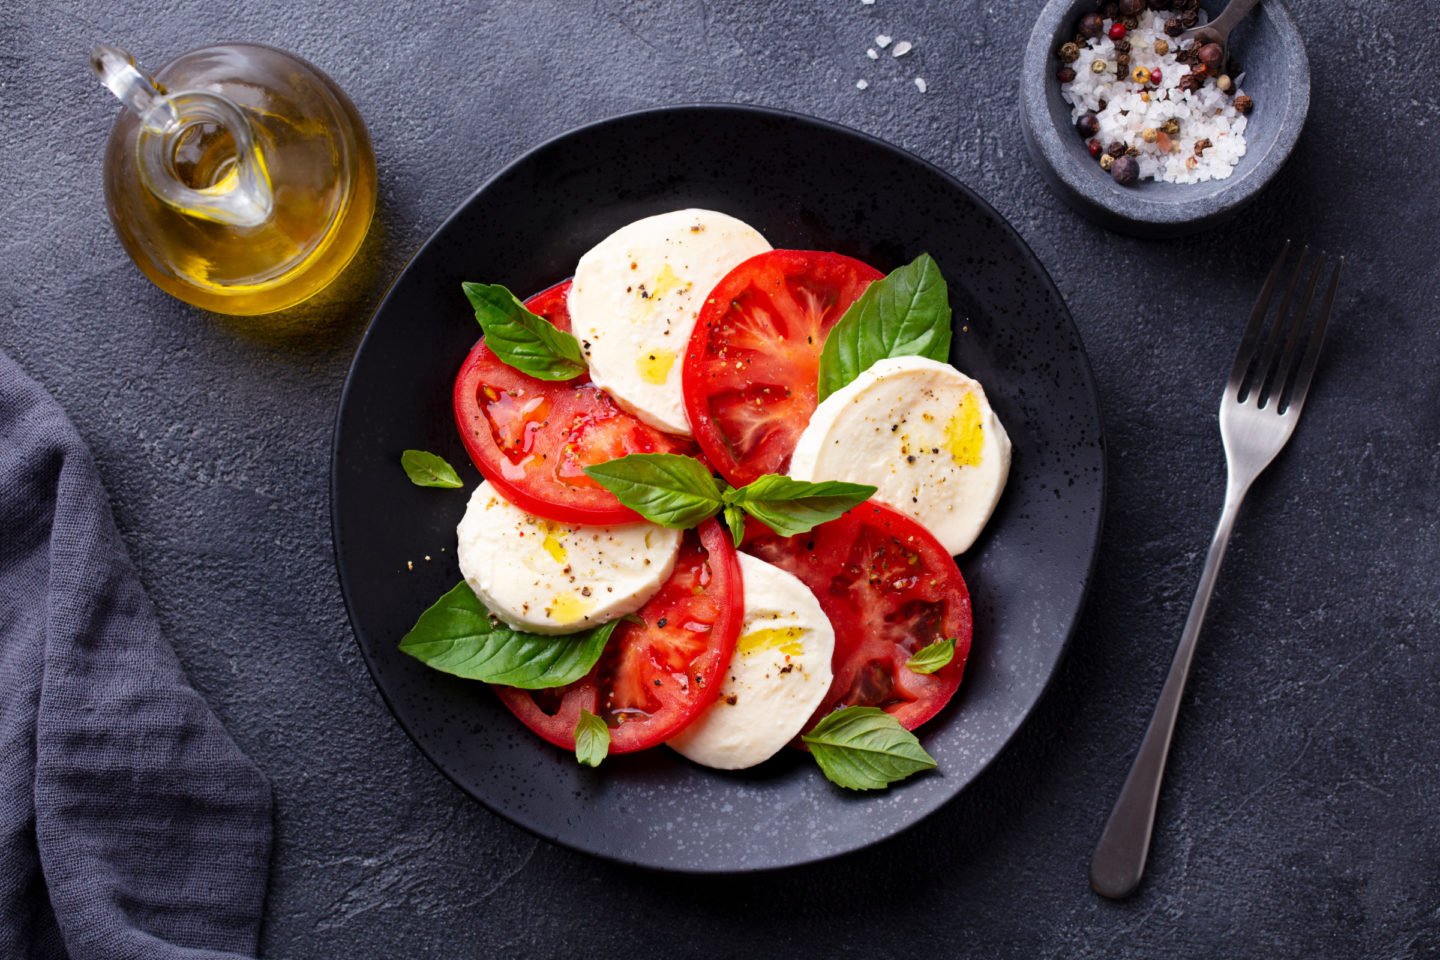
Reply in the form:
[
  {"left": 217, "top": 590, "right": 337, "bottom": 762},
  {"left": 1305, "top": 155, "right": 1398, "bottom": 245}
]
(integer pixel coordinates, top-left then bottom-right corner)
[{"left": 332, "top": 105, "right": 1105, "bottom": 872}]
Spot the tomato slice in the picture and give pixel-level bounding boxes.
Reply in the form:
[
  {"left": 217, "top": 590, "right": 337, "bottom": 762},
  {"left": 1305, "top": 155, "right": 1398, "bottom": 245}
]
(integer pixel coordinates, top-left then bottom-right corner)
[
  {"left": 494, "top": 519, "right": 743, "bottom": 754},
  {"left": 454, "top": 280, "right": 692, "bottom": 525},
  {"left": 743, "top": 503, "right": 972, "bottom": 733},
  {"left": 682, "top": 250, "right": 883, "bottom": 487}
]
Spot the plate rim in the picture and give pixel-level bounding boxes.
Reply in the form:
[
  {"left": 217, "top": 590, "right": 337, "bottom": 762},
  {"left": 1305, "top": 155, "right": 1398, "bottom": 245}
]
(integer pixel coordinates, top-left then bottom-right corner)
[{"left": 330, "top": 102, "right": 1108, "bottom": 873}]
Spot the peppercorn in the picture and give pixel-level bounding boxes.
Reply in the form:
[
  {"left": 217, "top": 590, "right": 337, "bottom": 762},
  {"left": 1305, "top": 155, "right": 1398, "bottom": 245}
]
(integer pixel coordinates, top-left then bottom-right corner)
[
  {"left": 1113, "top": 38, "right": 1131, "bottom": 53},
  {"left": 1123, "top": 15, "right": 1139, "bottom": 29},
  {"left": 1111, "top": 155, "right": 1140, "bottom": 185},
  {"left": 1132, "top": 66, "right": 1151, "bottom": 84},
  {"left": 1153, "top": 38, "right": 1169, "bottom": 56},
  {"left": 1197, "top": 42, "right": 1224, "bottom": 70},
  {"left": 1141, "top": 127, "right": 1158, "bottom": 143},
  {"left": 1076, "top": 112, "right": 1100, "bottom": 137},
  {"left": 1078, "top": 12, "right": 1104, "bottom": 37},
  {"left": 1058, "top": 66, "right": 1077, "bottom": 83},
  {"left": 1118, "top": 0, "right": 1144, "bottom": 14},
  {"left": 1108, "top": 22, "right": 1127, "bottom": 40},
  {"left": 1126, "top": 145, "right": 1140, "bottom": 156},
  {"left": 1091, "top": 58, "right": 1108, "bottom": 73},
  {"left": 1058, "top": 41, "right": 1081, "bottom": 63},
  {"left": 1216, "top": 74, "right": 1232, "bottom": 92},
  {"left": 1164, "top": 17, "right": 1183, "bottom": 36},
  {"left": 1088, "top": 139, "right": 1102, "bottom": 158},
  {"left": 1106, "top": 140, "right": 1126, "bottom": 158},
  {"left": 1194, "top": 138, "right": 1212, "bottom": 156},
  {"left": 1161, "top": 117, "right": 1181, "bottom": 136},
  {"left": 1233, "top": 94, "right": 1254, "bottom": 114},
  {"left": 1099, "top": 153, "right": 1115, "bottom": 171},
  {"left": 1181, "top": 10, "right": 1199, "bottom": 28},
  {"left": 1178, "top": 73, "right": 1203, "bottom": 93},
  {"left": 1102, "top": 1, "right": 1119, "bottom": 17},
  {"left": 1149, "top": 67, "right": 1162, "bottom": 83},
  {"left": 1115, "top": 53, "right": 1131, "bottom": 74},
  {"left": 1140, "top": 91, "right": 1151, "bottom": 102}
]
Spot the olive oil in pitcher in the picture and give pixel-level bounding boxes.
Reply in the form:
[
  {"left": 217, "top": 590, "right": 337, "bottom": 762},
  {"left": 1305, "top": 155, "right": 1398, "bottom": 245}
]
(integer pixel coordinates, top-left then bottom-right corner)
[{"left": 91, "top": 44, "right": 377, "bottom": 315}]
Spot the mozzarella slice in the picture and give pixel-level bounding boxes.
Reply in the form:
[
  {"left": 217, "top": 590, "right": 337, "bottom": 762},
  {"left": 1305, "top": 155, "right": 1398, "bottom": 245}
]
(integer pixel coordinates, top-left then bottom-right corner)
[
  {"left": 455, "top": 481, "right": 680, "bottom": 635},
  {"left": 568, "top": 209, "right": 771, "bottom": 436},
  {"left": 667, "top": 554, "right": 835, "bottom": 770},
  {"left": 788, "top": 355, "right": 1011, "bottom": 555}
]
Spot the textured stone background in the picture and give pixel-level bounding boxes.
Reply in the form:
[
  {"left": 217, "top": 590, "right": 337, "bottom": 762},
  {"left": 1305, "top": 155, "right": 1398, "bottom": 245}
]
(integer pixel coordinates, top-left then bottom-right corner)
[{"left": 3, "top": 1, "right": 1438, "bottom": 957}]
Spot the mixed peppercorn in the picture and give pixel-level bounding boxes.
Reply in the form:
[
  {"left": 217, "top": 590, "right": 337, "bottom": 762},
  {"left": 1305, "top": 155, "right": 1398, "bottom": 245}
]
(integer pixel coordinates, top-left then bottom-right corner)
[{"left": 1056, "top": 0, "right": 1254, "bottom": 187}]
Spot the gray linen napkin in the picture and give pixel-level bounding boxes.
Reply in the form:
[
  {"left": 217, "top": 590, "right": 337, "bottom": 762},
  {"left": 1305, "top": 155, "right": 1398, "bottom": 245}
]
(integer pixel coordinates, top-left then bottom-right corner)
[{"left": 0, "top": 350, "right": 272, "bottom": 959}]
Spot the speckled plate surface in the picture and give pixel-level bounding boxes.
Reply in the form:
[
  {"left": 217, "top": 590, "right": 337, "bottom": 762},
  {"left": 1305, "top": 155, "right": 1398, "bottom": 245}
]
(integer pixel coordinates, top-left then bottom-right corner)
[{"left": 331, "top": 105, "right": 1105, "bottom": 872}]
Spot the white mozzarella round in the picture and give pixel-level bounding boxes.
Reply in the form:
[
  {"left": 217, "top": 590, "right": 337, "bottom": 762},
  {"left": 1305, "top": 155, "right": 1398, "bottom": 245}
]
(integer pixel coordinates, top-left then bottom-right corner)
[
  {"left": 788, "top": 355, "right": 1011, "bottom": 555},
  {"left": 455, "top": 481, "right": 680, "bottom": 635},
  {"left": 667, "top": 553, "right": 835, "bottom": 770},
  {"left": 568, "top": 209, "right": 771, "bottom": 436}
]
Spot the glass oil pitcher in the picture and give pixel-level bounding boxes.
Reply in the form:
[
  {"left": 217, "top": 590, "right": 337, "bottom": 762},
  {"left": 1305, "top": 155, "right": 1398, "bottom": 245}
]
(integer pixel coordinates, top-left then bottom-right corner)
[{"left": 91, "top": 44, "right": 377, "bottom": 315}]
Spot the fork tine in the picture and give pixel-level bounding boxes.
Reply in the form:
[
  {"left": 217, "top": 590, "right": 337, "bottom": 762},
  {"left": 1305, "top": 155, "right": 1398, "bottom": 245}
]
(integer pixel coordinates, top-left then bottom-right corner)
[
  {"left": 1281, "top": 257, "right": 1342, "bottom": 418},
  {"left": 1248, "top": 245, "right": 1310, "bottom": 406},
  {"left": 1228, "top": 240, "right": 1291, "bottom": 398},
  {"left": 1272, "top": 251, "right": 1326, "bottom": 412}
]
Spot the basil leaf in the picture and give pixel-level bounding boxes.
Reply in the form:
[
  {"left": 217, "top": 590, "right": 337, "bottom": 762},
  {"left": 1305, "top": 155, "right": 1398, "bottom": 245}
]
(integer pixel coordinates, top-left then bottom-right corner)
[
  {"left": 400, "top": 582, "right": 617, "bottom": 689},
  {"left": 574, "top": 709, "right": 610, "bottom": 767},
  {"left": 802, "top": 706, "right": 937, "bottom": 790},
  {"left": 905, "top": 637, "right": 956, "bottom": 675},
  {"left": 462, "top": 282, "right": 586, "bottom": 381},
  {"left": 730, "top": 474, "right": 876, "bottom": 537},
  {"left": 816, "top": 253, "right": 953, "bottom": 401},
  {"left": 582, "top": 454, "right": 725, "bottom": 528},
  {"left": 400, "top": 449, "right": 463, "bottom": 489},
  {"left": 722, "top": 503, "right": 748, "bottom": 546}
]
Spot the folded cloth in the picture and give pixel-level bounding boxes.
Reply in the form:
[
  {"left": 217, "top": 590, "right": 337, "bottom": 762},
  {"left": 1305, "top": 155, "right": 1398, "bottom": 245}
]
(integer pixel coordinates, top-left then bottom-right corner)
[{"left": 0, "top": 351, "right": 272, "bottom": 960}]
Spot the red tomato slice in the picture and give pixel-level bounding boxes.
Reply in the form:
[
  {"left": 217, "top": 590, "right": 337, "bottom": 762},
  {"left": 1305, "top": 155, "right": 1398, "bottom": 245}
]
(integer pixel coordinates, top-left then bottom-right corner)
[
  {"left": 494, "top": 519, "right": 743, "bottom": 754},
  {"left": 743, "top": 502, "right": 972, "bottom": 733},
  {"left": 453, "top": 281, "right": 692, "bottom": 525},
  {"left": 682, "top": 250, "right": 883, "bottom": 488}
]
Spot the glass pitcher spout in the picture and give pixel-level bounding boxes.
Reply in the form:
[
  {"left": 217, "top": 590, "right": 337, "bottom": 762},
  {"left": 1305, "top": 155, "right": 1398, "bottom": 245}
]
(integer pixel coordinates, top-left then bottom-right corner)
[{"left": 91, "top": 44, "right": 274, "bottom": 228}]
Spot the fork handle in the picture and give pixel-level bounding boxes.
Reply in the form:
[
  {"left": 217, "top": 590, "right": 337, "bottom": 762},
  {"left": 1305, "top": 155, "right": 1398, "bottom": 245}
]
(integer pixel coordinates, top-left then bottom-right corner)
[{"left": 1090, "top": 483, "right": 1248, "bottom": 899}]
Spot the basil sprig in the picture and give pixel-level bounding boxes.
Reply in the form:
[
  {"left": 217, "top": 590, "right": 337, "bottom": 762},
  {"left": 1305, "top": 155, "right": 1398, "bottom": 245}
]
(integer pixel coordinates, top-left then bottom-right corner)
[
  {"left": 583, "top": 453, "right": 875, "bottom": 542},
  {"left": 400, "top": 582, "right": 618, "bottom": 689},
  {"left": 905, "top": 637, "right": 956, "bottom": 675},
  {"left": 574, "top": 709, "right": 610, "bottom": 767},
  {"left": 462, "top": 282, "right": 586, "bottom": 381},
  {"left": 401, "top": 449, "right": 463, "bottom": 489},
  {"left": 582, "top": 454, "right": 724, "bottom": 528},
  {"left": 816, "top": 253, "right": 953, "bottom": 402},
  {"left": 802, "top": 706, "right": 937, "bottom": 790}
]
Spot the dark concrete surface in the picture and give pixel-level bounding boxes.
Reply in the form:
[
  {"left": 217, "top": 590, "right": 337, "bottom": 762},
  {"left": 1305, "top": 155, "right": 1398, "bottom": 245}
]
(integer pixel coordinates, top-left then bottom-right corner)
[{"left": 3, "top": 1, "right": 1437, "bottom": 957}]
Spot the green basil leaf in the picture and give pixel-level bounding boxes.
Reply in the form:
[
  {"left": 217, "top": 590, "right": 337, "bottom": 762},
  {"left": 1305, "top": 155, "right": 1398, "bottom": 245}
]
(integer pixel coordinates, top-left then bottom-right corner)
[
  {"left": 816, "top": 253, "right": 952, "bottom": 401},
  {"left": 400, "top": 582, "right": 618, "bottom": 689},
  {"left": 722, "top": 502, "right": 748, "bottom": 546},
  {"left": 462, "top": 281, "right": 586, "bottom": 381},
  {"left": 905, "top": 637, "right": 956, "bottom": 675},
  {"left": 400, "top": 449, "right": 464, "bottom": 489},
  {"left": 574, "top": 709, "right": 610, "bottom": 767},
  {"left": 730, "top": 474, "right": 876, "bottom": 537},
  {"left": 802, "top": 706, "right": 937, "bottom": 790},
  {"left": 582, "top": 453, "right": 725, "bottom": 528}
]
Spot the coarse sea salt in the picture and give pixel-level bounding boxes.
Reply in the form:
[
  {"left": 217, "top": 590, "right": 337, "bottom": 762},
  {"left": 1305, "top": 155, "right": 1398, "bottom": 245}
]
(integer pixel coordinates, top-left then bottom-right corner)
[{"left": 1060, "top": 8, "right": 1249, "bottom": 184}]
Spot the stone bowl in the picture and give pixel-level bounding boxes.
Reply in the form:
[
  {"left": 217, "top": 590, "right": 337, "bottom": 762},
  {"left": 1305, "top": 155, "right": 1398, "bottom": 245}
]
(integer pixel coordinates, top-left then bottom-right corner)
[{"left": 1020, "top": 0, "right": 1309, "bottom": 238}]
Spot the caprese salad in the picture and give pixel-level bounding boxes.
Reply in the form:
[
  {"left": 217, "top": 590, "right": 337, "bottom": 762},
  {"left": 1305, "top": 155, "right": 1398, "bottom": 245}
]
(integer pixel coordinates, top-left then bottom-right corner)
[{"left": 397, "top": 209, "right": 1011, "bottom": 790}]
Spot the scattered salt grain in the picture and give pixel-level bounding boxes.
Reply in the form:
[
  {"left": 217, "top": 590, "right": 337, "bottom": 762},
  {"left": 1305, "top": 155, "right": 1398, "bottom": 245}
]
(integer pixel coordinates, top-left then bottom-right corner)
[
  {"left": 892, "top": 40, "right": 913, "bottom": 57},
  {"left": 867, "top": 48, "right": 879, "bottom": 59},
  {"left": 914, "top": 77, "right": 927, "bottom": 93},
  {"left": 861, "top": 0, "right": 875, "bottom": 5},
  {"left": 875, "top": 34, "right": 892, "bottom": 47},
  {"left": 856, "top": 79, "right": 869, "bottom": 90}
]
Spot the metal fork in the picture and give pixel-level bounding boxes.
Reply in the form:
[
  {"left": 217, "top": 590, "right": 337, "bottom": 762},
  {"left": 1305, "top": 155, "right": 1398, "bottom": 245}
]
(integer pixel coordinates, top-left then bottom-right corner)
[{"left": 1090, "top": 242, "right": 1343, "bottom": 900}]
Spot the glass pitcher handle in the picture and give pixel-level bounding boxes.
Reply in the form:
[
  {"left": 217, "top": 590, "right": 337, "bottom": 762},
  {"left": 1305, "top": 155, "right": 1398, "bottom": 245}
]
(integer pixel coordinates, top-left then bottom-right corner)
[{"left": 91, "top": 44, "right": 274, "bottom": 228}]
